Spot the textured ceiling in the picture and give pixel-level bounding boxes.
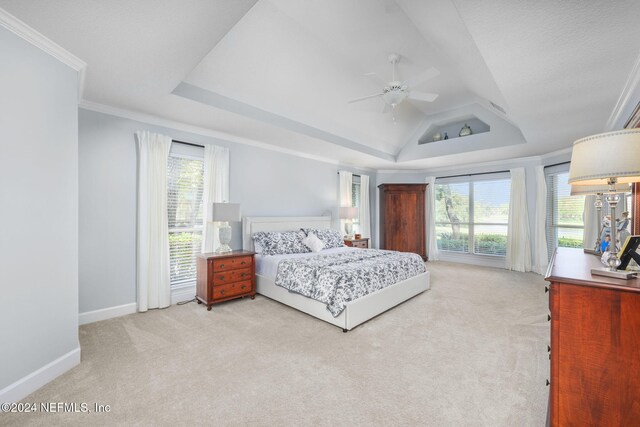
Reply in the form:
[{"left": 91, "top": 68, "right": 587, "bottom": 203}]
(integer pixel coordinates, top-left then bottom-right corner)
[{"left": 2, "top": 0, "right": 639, "bottom": 170}]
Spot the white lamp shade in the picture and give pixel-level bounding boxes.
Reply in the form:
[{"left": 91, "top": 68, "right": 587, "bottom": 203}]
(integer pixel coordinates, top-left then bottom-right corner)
[
  {"left": 568, "top": 129, "right": 640, "bottom": 185},
  {"left": 570, "top": 183, "right": 631, "bottom": 196},
  {"left": 339, "top": 206, "right": 359, "bottom": 219},
  {"left": 210, "top": 203, "right": 241, "bottom": 222}
]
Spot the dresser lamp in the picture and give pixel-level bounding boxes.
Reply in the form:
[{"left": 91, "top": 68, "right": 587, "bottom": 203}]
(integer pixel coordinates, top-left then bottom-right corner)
[
  {"left": 568, "top": 129, "right": 640, "bottom": 279},
  {"left": 339, "top": 206, "right": 359, "bottom": 239},
  {"left": 570, "top": 183, "right": 631, "bottom": 254},
  {"left": 210, "top": 202, "right": 241, "bottom": 253}
]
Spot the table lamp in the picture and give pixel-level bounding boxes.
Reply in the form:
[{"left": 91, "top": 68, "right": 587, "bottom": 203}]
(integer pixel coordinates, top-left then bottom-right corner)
[
  {"left": 570, "top": 183, "right": 630, "bottom": 254},
  {"left": 339, "top": 206, "right": 359, "bottom": 239},
  {"left": 568, "top": 129, "right": 640, "bottom": 279},
  {"left": 210, "top": 202, "right": 241, "bottom": 253}
]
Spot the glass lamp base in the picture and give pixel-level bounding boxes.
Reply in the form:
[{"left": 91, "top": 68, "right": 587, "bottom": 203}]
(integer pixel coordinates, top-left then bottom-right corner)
[{"left": 215, "top": 223, "right": 233, "bottom": 253}]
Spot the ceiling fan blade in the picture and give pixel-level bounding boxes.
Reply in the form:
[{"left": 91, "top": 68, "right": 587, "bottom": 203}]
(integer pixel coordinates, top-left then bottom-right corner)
[
  {"left": 408, "top": 91, "right": 439, "bottom": 103},
  {"left": 404, "top": 67, "right": 440, "bottom": 88},
  {"left": 348, "top": 93, "right": 384, "bottom": 103}
]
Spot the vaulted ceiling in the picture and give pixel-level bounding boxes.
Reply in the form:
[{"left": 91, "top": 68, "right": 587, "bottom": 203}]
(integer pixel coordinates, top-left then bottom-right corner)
[{"left": 2, "top": 0, "right": 639, "bottom": 169}]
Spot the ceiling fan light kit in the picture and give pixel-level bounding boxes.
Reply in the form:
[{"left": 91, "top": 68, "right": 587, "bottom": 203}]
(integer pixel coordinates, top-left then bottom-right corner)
[{"left": 348, "top": 53, "right": 439, "bottom": 121}]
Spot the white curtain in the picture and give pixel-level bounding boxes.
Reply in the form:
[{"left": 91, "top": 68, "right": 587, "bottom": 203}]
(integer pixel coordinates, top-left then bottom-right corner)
[
  {"left": 532, "top": 166, "right": 548, "bottom": 275},
  {"left": 425, "top": 176, "right": 439, "bottom": 261},
  {"left": 338, "top": 171, "right": 353, "bottom": 234},
  {"left": 359, "top": 174, "right": 371, "bottom": 239},
  {"left": 202, "top": 145, "right": 230, "bottom": 253},
  {"left": 507, "top": 168, "right": 532, "bottom": 272},
  {"left": 583, "top": 195, "right": 598, "bottom": 251},
  {"left": 135, "top": 130, "right": 172, "bottom": 312}
]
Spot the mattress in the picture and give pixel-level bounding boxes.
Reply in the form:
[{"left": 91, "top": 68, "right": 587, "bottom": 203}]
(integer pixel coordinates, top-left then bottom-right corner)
[
  {"left": 255, "top": 246, "right": 357, "bottom": 280},
  {"left": 260, "top": 248, "right": 427, "bottom": 317}
]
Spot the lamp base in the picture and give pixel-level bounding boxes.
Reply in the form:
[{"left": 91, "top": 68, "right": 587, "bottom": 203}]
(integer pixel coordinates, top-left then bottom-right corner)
[
  {"left": 583, "top": 248, "right": 601, "bottom": 255},
  {"left": 214, "top": 244, "right": 233, "bottom": 254},
  {"left": 590, "top": 268, "right": 637, "bottom": 280}
]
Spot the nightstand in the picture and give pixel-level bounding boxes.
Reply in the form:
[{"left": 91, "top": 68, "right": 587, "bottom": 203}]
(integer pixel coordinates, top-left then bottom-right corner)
[
  {"left": 344, "top": 238, "right": 369, "bottom": 248},
  {"left": 196, "top": 250, "right": 256, "bottom": 311}
]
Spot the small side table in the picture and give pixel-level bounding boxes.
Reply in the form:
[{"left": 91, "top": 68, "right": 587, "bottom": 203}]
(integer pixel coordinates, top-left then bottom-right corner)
[
  {"left": 196, "top": 250, "right": 256, "bottom": 311},
  {"left": 344, "top": 238, "right": 369, "bottom": 248}
]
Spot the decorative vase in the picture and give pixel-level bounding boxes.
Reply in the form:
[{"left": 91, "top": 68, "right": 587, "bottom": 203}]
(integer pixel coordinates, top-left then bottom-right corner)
[
  {"left": 432, "top": 132, "right": 442, "bottom": 142},
  {"left": 444, "top": 132, "right": 449, "bottom": 140},
  {"left": 459, "top": 123, "right": 472, "bottom": 137}
]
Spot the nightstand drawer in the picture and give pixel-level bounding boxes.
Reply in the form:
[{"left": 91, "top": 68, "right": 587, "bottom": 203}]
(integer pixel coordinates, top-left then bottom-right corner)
[
  {"left": 351, "top": 241, "right": 368, "bottom": 248},
  {"left": 213, "top": 267, "right": 252, "bottom": 285},
  {"left": 213, "top": 280, "right": 253, "bottom": 300},
  {"left": 212, "top": 256, "right": 252, "bottom": 272}
]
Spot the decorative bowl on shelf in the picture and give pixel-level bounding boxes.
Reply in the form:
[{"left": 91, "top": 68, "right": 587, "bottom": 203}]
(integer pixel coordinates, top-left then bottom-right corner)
[{"left": 459, "top": 123, "right": 472, "bottom": 137}]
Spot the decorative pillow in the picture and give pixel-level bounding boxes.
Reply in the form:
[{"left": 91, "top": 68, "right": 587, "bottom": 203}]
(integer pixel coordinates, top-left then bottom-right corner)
[
  {"left": 301, "top": 228, "right": 344, "bottom": 249},
  {"left": 302, "top": 232, "right": 325, "bottom": 253},
  {"left": 252, "top": 230, "right": 310, "bottom": 256}
]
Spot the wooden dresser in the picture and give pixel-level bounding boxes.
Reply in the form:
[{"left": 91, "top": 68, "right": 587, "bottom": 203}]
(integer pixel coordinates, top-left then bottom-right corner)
[
  {"left": 196, "top": 250, "right": 256, "bottom": 311},
  {"left": 344, "top": 238, "right": 369, "bottom": 248},
  {"left": 545, "top": 248, "right": 640, "bottom": 426},
  {"left": 378, "top": 183, "right": 427, "bottom": 260}
]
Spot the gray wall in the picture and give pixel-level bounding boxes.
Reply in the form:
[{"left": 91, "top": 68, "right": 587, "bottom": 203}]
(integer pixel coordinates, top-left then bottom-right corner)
[
  {"left": 78, "top": 109, "right": 375, "bottom": 313},
  {"left": 0, "top": 27, "right": 79, "bottom": 390}
]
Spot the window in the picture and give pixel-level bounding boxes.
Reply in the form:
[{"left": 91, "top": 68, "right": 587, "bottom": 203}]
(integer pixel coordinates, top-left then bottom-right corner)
[
  {"left": 351, "top": 177, "right": 361, "bottom": 233},
  {"left": 546, "top": 171, "right": 584, "bottom": 256},
  {"left": 167, "top": 154, "right": 204, "bottom": 287},
  {"left": 435, "top": 177, "right": 511, "bottom": 256}
]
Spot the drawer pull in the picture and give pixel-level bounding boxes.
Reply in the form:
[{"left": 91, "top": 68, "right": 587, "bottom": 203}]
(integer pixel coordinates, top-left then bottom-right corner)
[
  {"left": 546, "top": 379, "right": 550, "bottom": 386},
  {"left": 240, "top": 261, "right": 246, "bottom": 265},
  {"left": 547, "top": 314, "right": 551, "bottom": 321},
  {"left": 220, "top": 290, "right": 225, "bottom": 295},
  {"left": 545, "top": 286, "right": 549, "bottom": 293},
  {"left": 241, "top": 285, "right": 246, "bottom": 290},
  {"left": 240, "top": 273, "right": 246, "bottom": 277},
  {"left": 220, "top": 264, "right": 225, "bottom": 268},
  {"left": 220, "top": 276, "right": 225, "bottom": 281},
  {"left": 547, "top": 345, "right": 551, "bottom": 352}
]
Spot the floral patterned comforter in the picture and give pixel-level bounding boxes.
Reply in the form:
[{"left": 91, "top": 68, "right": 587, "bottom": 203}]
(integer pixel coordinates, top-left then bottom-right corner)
[{"left": 274, "top": 249, "right": 426, "bottom": 317}]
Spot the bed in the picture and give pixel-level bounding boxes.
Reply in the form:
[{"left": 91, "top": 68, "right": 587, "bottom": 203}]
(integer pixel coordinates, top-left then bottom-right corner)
[{"left": 242, "top": 216, "right": 430, "bottom": 331}]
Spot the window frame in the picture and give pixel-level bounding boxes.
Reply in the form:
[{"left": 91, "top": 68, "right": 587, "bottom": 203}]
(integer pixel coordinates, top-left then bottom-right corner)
[
  {"left": 167, "top": 147, "right": 205, "bottom": 288},
  {"left": 545, "top": 167, "right": 585, "bottom": 257},
  {"left": 435, "top": 172, "right": 510, "bottom": 257}
]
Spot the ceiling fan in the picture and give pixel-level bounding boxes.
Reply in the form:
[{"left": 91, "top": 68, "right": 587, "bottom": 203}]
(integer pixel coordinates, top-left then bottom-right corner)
[{"left": 348, "top": 53, "right": 439, "bottom": 121}]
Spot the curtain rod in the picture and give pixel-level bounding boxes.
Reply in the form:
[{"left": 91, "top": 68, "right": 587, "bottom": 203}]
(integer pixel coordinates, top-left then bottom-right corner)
[
  {"left": 437, "top": 170, "right": 509, "bottom": 180},
  {"left": 543, "top": 161, "right": 570, "bottom": 169},
  {"left": 173, "top": 139, "right": 204, "bottom": 148},
  {"left": 337, "top": 172, "right": 361, "bottom": 177}
]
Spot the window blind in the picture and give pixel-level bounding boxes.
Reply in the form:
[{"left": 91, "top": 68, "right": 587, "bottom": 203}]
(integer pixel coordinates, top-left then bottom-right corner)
[
  {"left": 546, "top": 171, "right": 584, "bottom": 257},
  {"left": 167, "top": 154, "right": 204, "bottom": 286}
]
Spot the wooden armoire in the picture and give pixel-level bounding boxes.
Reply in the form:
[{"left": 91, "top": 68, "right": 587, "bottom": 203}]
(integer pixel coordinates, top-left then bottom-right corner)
[{"left": 378, "top": 183, "right": 427, "bottom": 260}]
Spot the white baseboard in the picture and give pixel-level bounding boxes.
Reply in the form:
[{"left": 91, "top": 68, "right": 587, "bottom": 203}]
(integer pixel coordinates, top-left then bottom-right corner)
[
  {"left": 78, "top": 302, "right": 137, "bottom": 325},
  {"left": 171, "top": 284, "right": 196, "bottom": 305},
  {"left": 0, "top": 347, "right": 80, "bottom": 403}
]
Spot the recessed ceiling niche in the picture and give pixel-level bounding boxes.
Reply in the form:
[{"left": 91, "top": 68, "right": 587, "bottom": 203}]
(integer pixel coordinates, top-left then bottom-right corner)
[{"left": 418, "top": 116, "right": 490, "bottom": 145}]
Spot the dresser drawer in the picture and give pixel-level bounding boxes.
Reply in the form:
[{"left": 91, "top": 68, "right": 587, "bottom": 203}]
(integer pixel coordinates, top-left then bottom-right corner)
[
  {"left": 212, "top": 280, "right": 253, "bottom": 300},
  {"left": 213, "top": 267, "right": 252, "bottom": 285},
  {"left": 212, "top": 256, "right": 252, "bottom": 272}
]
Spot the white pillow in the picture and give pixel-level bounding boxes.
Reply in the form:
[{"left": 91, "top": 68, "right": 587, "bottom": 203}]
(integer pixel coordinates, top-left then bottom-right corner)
[
  {"left": 302, "top": 232, "right": 325, "bottom": 253},
  {"left": 254, "top": 241, "right": 264, "bottom": 254}
]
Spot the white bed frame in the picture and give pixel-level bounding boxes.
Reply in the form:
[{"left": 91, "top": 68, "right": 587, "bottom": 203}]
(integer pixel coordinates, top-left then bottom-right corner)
[{"left": 243, "top": 216, "right": 430, "bottom": 332}]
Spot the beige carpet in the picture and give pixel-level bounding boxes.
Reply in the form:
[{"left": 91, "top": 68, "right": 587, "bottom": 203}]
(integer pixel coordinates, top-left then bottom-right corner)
[{"left": 3, "top": 262, "right": 550, "bottom": 427}]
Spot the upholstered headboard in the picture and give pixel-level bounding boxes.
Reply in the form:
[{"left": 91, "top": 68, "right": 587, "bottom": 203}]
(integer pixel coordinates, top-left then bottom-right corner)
[{"left": 242, "top": 216, "right": 332, "bottom": 251}]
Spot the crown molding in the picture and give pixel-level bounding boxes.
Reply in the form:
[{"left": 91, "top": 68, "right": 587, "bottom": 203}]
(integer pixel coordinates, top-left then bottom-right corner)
[
  {"left": 0, "top": 7, "right": 87, "bottom": 101},
  {"left": 606, "top": 49, "right": 640, "bottom": 131},
  {"left": 79, "top": 100, "right": 343, "bottom": 166}
]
